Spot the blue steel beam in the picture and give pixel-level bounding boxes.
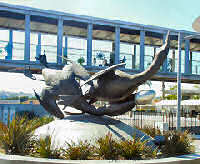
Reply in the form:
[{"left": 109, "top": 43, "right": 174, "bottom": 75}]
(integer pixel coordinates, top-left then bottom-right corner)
[
  {"left": 87, "top": 23, "right": 93, "bottom": 66},
  {"left": 114, "top": 26, "right": 120, "bottom": 64},
  {"left": 57, "top": 18, "right": 63, "bottom": 65},
  {"left": 140, "top": 30, "right": 145, "bottom": 71},
  {"left": 24, "top": 14, "right": 30, "bottom": 62},
  {"left": 185, "top": 39, "right": 190, "bottom": 74}
]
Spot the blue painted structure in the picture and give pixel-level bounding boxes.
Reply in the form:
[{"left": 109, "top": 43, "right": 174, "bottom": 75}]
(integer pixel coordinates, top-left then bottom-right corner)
[
  {"left": 0, "top": 104, "right": 48, "bottom": 124},
  {"left": 0, "top": 3, "right": 199, "bottom": 83}
]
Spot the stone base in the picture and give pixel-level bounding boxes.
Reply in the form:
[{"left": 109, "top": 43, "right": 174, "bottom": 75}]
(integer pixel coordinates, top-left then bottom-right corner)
[{"left": 34, "top": 114, "right": 155, "bottom": 149}]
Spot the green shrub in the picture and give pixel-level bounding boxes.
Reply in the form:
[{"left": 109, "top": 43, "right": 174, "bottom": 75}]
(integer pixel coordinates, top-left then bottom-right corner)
[
  {"left": 0, "top": 116, "right": 194, "bottom": 159},
  {"left": 0, "top": 122, "right": 6, "bottom": 152},
  {"left": 95, "top": 133, "right": 120, "bottom": 160},
  {"left": 32, "top": 135, "right": 62, "bottom": 159},
  {"left": 0, "top": 121, "right": 6, "bottom": 134},
  {"left": 161, "top": 130, "right": 195, "bottom": 156},
  {"left": 16, "top": 111, "right": 37, "bottom": 120},
  {"left": 63, "top": 140, "right": 93, "bottom": 160},
  {"left": 35, "top": 116, "right": 54, "bottom": 126},
  {"left": 137, "top": 125, "right": 161, "bottom": 138},
  {"left": 118, "top": 135, "right": 157, "bottom": 160},
  {"left": 0, "top": 116, "right": 40, "bottom": 155}
]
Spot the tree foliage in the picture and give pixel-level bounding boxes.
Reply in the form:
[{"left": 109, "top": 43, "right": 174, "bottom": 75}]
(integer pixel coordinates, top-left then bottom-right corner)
[{"left": 164, "top": 85, "right": 177, "bottom": 100}]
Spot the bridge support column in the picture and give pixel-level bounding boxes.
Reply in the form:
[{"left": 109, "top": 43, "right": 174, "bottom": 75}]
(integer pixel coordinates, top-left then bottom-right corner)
[
  {"left": 36, "top": 33, "right": 41, "bottom": 62},
  {"left": 57, "top": 18, "right": 63, "bottom": 65},
  {"left": 5, "top": 30, "right": 13, "bottom": 60},
  {"left": 162, "top": 33, "right": 168, "bottom": 72},
  {"left": 114, "top": 26, "right": 120, "bottom": 64},
  {"left": 140, "top": 30, "right": 145, "bottom": 71},
  {"left": 87, "top": 23, "right": 93, "bottom": 66},
  {"left": 63, "top": 36, "right": 68, "bottom": 64},
  {"left": 184, "top": 39, "right": 190, "bottom": 74},
  {"left": 190, "top": 51, "right": 193, "bottom": 73},
  {"left": 177, "top": 32, "right": 182, "bottom": 131},
  {"left": 132, "top": 44, "right": 136, "bottom": 69},
  {"left": 64, "top": 36, "right": 68, "bottom": 58},
  {"left": 24, "top": 14, "right": 30, "bottom": 62}
]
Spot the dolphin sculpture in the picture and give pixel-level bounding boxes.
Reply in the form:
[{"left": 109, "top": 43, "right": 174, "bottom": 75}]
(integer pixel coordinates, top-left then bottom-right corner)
[
  {"left": 34, "top": 31, "right": 170, "bottom": 118},
  {"left": 82, "top": 31, "right": 170, "bottom": 103}
]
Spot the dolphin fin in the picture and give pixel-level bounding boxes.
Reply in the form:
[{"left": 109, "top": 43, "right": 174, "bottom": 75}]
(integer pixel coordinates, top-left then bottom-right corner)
[
  {"left": 81, "top": 63, "right": 125, "bottom": 87},
  {"left": 62, "top": 56, "right": 90, "bottom": 81}
]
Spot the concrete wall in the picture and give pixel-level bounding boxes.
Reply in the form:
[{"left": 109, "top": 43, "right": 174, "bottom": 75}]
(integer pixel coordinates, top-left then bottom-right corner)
[{"left": 0, "top": 153, "right": 200, "bottom": 164}]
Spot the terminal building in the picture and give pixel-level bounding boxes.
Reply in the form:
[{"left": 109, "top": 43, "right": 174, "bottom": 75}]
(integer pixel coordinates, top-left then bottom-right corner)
[{"left": 0, "top": 3, "right": 200, "bottom": 83}]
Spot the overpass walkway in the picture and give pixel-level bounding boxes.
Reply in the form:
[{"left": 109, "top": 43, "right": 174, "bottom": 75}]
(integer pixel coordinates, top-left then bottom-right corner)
[{"left": 0, "top": 2, "right": 200, "bottom": 83}]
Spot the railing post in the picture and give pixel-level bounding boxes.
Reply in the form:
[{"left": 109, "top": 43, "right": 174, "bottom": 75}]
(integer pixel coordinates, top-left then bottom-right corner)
[
  {"left": 24, "top": 14, "right": 31, "bottom": 62},
  {"left": 132, "top": 45, "right": 136, "bottom": 69},
  {"left": 5, "top": 30, "right": 13, "bottom": 60},
  {"left": 3, "top": 106, "right": 8, "bottom": 125},
  {"left": 140, "top": 30, "right": 145, "bottom": 71},
  {"left": 114, "top": 26, "right": 120, "bottom": 64},
  {"left": 57, "top": 18, "right": 63, "bottom": 64},
  {"left": 36, "top": 33, "right": 41, "bottom": 62},
  {"left": 184, "top": 39, "right": 190, "bottom": 74},
  {"left": 87, "top": 23, "right": 93, "bottom": 66},
  {"left": 10, "top": 106, "right": 15, "bottom": 122}
]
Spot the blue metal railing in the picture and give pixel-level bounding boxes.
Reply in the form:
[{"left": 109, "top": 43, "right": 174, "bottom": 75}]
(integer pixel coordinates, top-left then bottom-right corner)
[
  {"left": 0, "top": 104, "right": 47, "bottom": 125},
  {"left": 0, "top": 40, "right": 200, "bottom": 76}
]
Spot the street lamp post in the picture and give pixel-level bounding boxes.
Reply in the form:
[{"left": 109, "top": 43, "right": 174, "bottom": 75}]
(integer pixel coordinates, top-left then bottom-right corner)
[{"left": 177, "top": 32, "right": 182, "bottom": 131}]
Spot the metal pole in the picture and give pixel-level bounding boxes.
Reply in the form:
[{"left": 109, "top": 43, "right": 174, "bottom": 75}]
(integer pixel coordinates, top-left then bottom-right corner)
[
  {"left": 177, "top": 32, "right": 182, "bottom": 131},
  {"left": 162, "top": 81, "right": 165, "bottom": 99}
]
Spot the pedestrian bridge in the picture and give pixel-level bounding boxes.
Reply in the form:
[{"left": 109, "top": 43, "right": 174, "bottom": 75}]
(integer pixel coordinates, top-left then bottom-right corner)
[{"left": 0, "top": 2, "right": 200, "bottom": 83}]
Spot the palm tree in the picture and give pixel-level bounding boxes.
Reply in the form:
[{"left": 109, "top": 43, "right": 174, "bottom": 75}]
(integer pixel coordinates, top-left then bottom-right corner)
[{"left": 77, "top": 57, "right": 85, "bottom": 65}]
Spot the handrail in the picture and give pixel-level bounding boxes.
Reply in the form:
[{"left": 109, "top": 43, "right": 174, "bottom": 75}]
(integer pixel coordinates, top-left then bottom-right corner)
[{"left": 0, "top": 40, "right": 200, "bottom": 75}]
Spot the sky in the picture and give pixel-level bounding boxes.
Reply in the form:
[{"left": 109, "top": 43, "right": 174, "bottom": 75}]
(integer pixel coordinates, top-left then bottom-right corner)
[
  {"left": 0, "top": 0, "right": 200, "bottom": 95},
  {"left": 0, "top": 0, "right": 199, "bottom": 31}
]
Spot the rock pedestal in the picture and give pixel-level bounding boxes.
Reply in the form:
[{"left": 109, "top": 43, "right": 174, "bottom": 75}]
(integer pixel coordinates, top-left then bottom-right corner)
[{"left": 34, "top": 114, "right": 155, "bottom": 149}]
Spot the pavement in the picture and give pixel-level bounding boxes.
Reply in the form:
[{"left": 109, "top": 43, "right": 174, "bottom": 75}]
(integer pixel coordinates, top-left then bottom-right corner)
[{"left": 193, "top": 135, "right": 200, "bottom": 152}]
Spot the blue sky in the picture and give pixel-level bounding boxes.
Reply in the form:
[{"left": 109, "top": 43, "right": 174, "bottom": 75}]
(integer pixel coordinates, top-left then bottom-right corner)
[
  {"left": 0, "top": 0, "right": 199, "bottom": 31},
  {"left": 0, "top": 0, "right": 199, "bottom": 94}
]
